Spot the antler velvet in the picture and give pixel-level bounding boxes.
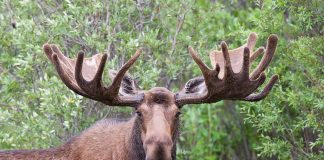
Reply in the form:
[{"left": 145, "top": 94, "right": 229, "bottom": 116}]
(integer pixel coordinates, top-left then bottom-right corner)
[
  {"left": 176, "top": 33, "right": 279, "bottom": 106},
  {"left": 43, "top": 44, "right": 143, "bottom": 106}
]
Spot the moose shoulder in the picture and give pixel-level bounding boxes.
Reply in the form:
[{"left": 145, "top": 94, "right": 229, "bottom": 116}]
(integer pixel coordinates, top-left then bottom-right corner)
[{"left": 0, "top": 33, "right": 278, "bottom": 160}]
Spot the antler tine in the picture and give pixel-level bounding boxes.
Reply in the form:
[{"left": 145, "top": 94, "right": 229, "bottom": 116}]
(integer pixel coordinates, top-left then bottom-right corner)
[
  {"left": 244, "top": 75, "right": 279, "bottom": 101},
  {"left": 221, "top": 41, "right": 235, "bottom": 81},
  {"left": 108, "top": 49, "right": 142, "bottom": 96},
  {"left": 240, "top": 47, "right": 250, "bottom": 78},
  {"left": 250, "top": 35, "right": 278, "bottom": 80},
  {"left": 93, "top": 53, "right": 108, "bottom": 84},
  {"left": 247, "top": 32, "right": 258, "bottom": 50},
  {"left": 250, "top": 47, "right": 265, "bottom": 62},
  {"left": 188, "top": 46, "right": 212, "bottom": 78},
  {"left": 75, "top": 52, "right": 87, "bottom": 86}
]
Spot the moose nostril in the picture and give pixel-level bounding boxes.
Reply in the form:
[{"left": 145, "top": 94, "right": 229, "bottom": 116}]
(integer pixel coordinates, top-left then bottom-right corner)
[{"left": 144, "top": 136, "right": 173, "bottom": 147}]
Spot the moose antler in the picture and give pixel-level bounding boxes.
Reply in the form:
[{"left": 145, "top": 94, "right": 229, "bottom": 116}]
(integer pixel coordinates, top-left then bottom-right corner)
[
  {"left": 176, "top": 33, "right": 279, "bottom": 105},
  {"left": 43, "top": 44, "right": 143, "bottom": 106}
]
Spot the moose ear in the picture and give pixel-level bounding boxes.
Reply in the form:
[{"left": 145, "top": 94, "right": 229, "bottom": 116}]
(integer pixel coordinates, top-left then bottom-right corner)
[
  {"left": 181, "top": 76, "right": 206, "bottom": 94},
  {"left": 109, "top": 70, "right": 141, "bottom": 96}
]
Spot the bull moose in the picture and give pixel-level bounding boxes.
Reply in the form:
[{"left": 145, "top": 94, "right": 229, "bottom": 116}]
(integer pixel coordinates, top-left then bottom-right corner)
[{"left": 0, "top": 33, "right": 278, "bottom": 160}]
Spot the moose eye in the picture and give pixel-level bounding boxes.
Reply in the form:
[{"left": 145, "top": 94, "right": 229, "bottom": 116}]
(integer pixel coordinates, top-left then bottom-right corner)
[
  {"left": 175, "top": 111, "right": 182, "bottom": 117},
  {"left": 136, "top": 111, "right": 142, "bottom": 117}
]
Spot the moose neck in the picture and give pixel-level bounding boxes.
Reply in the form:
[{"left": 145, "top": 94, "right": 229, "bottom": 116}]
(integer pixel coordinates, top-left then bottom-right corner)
[{"left": 129, "top": 117, "right": 180, "bottom": 160}]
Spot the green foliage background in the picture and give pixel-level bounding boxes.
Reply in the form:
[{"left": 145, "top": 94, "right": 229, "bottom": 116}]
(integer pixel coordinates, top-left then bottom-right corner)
[{"left": 0, "top": 0, "right": 323, "bottom": 159}]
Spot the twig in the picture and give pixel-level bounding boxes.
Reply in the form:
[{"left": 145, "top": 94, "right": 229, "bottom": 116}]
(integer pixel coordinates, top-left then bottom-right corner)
[
  {"left": 169, "top": 2, "right": 191, "bottom": 55},
  {"left": 134, "top": 0, "right": 146, "bottom": 32},
  {"left": 106, "top": 1, "right": 110, "bottom": 26}
]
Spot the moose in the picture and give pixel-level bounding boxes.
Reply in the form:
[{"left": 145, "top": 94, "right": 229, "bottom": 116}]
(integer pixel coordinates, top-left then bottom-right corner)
[{"left": 0, "top": 33, "right": 278, "bottom": 160}]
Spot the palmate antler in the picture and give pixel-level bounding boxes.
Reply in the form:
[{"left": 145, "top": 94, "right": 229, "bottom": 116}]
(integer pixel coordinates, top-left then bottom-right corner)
[
  {"left": 43, "top": 44, "right": 143, "bottom": 106},
  {"left": 43, "top": 33, "right": 278, "bottom": 107},
  {"left": 176, "top": 33, "right": 279, "bottom": 106}
]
